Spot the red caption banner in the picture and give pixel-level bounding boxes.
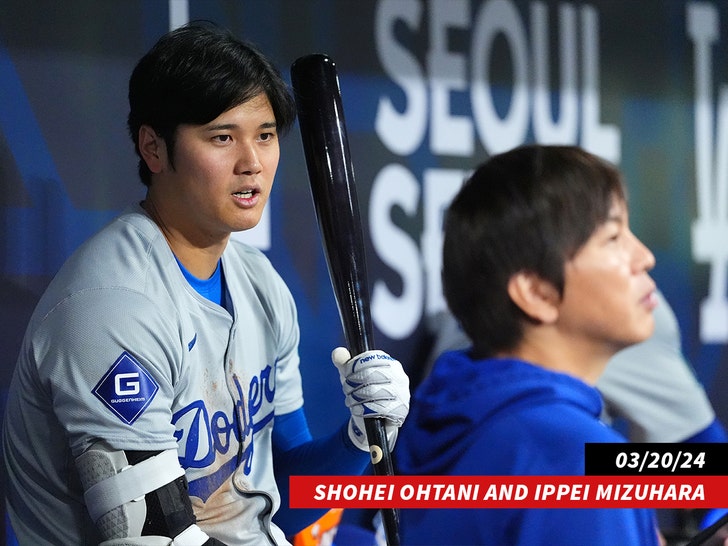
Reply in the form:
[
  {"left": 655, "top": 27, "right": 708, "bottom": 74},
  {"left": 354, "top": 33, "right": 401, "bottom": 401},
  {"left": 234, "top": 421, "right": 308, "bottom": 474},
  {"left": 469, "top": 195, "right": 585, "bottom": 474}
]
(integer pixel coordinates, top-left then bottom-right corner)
[{"left": 289, "top": 475, "right": 728, "bottom": 509}]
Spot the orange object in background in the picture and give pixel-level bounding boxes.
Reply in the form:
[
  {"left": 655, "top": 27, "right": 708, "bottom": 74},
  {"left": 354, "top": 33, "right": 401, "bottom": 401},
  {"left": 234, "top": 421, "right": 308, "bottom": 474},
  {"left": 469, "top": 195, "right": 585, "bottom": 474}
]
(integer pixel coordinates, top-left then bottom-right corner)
[{"left": 293, "top": 508, "right": 344, "bottom": 546}]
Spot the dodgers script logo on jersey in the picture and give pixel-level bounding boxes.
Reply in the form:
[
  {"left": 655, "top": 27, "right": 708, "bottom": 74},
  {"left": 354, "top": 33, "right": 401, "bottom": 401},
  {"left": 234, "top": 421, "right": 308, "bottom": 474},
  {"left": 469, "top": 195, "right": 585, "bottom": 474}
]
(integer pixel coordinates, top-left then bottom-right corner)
[
  {"left": 92, "top": 350, "right": 276, "bottom": 501},
  {"left": 173, "top": 364, "right": 276, "bottom": 501},
  {"left": 93, "top": 351, "right": 160, "bottom": 425}
]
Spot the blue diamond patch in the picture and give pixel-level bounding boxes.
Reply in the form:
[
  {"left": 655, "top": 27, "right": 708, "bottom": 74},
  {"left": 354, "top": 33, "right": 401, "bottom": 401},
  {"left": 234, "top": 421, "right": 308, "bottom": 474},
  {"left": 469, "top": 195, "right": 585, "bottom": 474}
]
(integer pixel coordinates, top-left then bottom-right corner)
[{"left": 93, "top": 351, "right": 159, "bottom": 425}]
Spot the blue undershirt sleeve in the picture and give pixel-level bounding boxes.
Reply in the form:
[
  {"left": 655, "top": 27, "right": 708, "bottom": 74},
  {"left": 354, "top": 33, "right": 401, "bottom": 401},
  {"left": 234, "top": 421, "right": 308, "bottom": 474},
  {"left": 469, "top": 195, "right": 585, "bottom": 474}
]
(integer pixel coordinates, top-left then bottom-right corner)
[
  {"left": 272, "top": 407, "right": 314, "bottom": 451},
  {"left": 272, "top": 408, "right": 370, "bottom": 537}
]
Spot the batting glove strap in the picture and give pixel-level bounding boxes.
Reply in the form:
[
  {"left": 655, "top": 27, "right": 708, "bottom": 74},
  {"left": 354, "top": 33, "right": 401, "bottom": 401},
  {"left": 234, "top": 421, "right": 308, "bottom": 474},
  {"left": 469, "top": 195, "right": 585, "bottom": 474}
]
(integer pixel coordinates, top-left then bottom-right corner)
[
  {"left": 347, "top": 415, "right": 401, "bottom": 452},
  {"left": 332, "top": 348, "right": 410, "bottom": 451}
]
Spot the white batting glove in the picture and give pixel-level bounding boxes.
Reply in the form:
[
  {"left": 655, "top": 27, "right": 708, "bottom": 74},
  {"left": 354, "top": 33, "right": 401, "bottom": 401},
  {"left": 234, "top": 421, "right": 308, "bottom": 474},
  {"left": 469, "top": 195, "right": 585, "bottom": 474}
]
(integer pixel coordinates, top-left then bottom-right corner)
[{"left": 332, "top": 347, "right": 410, "bottom": 452}]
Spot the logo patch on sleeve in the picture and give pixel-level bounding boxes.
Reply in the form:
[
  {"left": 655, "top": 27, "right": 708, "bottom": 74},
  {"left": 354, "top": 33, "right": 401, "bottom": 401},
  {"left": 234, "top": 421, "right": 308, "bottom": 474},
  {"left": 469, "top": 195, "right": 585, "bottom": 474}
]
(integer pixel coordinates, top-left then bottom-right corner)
[{"left": 93, "top": 351, "right": 159, "bottom": 425}]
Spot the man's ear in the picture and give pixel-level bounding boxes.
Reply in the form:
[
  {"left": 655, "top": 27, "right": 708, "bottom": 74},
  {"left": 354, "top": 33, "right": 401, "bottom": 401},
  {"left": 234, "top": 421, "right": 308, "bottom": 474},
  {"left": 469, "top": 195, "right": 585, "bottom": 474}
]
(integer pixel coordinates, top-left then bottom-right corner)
[
  {"left": 507, "top": 271, "right": 560, "bottom": 324},
  {"left": 138, "top": 125, "right": 166, "bottom": 174}
]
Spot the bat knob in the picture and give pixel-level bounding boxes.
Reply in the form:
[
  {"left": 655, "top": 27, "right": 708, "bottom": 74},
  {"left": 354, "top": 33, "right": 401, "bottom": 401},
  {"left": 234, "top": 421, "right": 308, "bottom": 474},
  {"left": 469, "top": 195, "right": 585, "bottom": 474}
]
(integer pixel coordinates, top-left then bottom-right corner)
[{"left": 331, "top": 346, "right": 352, "bottom": 367}]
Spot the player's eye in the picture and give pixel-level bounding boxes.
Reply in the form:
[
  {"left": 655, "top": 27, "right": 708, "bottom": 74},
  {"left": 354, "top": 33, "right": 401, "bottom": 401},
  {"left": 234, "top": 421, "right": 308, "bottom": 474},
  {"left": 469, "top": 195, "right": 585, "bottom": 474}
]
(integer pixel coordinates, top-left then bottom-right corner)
[
  {"left": 606, "top": 226, "right": 624, "bottom": 244},
  {"left": 212, "top": 134, "right": 232, "bottom": 143}
]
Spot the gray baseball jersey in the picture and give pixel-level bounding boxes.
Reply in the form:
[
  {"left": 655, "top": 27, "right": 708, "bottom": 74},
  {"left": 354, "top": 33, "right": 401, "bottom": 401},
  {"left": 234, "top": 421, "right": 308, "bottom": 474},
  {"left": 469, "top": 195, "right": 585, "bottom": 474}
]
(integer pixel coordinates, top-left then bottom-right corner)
[
  {"left": 424, "top": 290, "right": 715, "bottom": 443},
  {"left": 597, "top": 289, "right": 715, "bottom": 442},
  {"left": 3, "top": 204, "right": 303, "bottom": 545}
]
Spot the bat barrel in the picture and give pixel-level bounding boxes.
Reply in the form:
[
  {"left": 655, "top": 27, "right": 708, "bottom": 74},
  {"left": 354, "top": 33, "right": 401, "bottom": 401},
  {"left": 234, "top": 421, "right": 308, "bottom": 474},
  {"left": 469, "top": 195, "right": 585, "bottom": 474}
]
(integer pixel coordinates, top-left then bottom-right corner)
[
  {"left": 291, "top": 54, "right": 373, "bottom": 355},
  {"left": 291, "top": 54, "right": 401, "bottom": 546}
]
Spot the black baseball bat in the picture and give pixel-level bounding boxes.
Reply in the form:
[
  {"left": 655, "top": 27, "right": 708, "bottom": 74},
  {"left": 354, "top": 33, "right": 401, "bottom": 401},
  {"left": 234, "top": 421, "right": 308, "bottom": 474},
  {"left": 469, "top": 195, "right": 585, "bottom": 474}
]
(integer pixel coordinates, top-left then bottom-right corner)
[{"left": 290, "top": 54, "right": 400, "bottom": 546}]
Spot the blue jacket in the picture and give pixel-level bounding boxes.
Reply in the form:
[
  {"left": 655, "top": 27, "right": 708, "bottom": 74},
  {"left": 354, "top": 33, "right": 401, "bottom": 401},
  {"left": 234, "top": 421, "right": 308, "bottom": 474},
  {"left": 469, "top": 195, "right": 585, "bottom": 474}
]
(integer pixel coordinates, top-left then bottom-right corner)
[{"left": 396, "top": 351, "right": 660, "bottom": 546}]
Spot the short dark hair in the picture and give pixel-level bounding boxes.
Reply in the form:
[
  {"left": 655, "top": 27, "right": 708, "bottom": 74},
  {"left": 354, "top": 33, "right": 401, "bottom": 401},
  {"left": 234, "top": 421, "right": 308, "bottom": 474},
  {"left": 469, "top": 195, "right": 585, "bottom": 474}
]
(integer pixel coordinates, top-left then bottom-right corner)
[
  {"left": 442, "top": 145, "right": 626, "bottom": 358},
  {"left": 128, "top": 21, "right": 296, "bottom": 186}
]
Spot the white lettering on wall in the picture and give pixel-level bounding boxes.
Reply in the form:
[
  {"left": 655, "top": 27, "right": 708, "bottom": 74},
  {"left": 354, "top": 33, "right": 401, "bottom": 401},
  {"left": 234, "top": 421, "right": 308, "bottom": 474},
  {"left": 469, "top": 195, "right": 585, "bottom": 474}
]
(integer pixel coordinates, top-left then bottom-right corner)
[
  {"left": 370, "top": 164, "right": 423, "bottom": 338},
  {"left": 371, "top": 0, "right": 620, "bottom": 339},
  {"left": 687, "top": 2, "right": 728, "bottom": 342}
]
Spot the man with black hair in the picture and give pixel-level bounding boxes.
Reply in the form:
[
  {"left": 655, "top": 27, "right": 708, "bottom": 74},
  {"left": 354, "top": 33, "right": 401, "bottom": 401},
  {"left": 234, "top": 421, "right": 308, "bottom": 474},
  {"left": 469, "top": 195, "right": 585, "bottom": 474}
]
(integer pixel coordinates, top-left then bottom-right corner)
[
  {"left": 2, "top": 22, "right": 409, "bottom": 546},
  {"left": 397, "top": 144, "right": 661, "bottom": 546}
]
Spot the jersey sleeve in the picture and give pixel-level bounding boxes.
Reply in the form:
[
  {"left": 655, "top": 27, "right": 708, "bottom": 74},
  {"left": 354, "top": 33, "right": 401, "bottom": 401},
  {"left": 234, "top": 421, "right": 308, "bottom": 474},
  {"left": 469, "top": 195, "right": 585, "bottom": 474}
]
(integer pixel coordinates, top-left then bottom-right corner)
[
  {"left": 598, "top": 290, "right": 716, "bottom": 442},
  {"left": 30, "top": 287, "right": 182, "bottom": 456}
]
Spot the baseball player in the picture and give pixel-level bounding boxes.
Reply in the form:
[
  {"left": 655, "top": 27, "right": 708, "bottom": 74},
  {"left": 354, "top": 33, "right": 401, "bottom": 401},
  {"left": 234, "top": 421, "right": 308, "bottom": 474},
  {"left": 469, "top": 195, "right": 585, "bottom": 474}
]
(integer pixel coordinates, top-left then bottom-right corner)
[{"left": 2, "top": 22, "right": 409, "bottom": 546}]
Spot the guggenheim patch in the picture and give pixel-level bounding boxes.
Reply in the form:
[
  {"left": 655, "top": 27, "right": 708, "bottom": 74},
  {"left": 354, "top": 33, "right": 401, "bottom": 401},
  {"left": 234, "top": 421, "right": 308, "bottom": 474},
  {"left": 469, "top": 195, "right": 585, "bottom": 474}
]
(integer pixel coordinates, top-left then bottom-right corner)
[{"left": 93, "top": 351, "right": 159, "bottom": 425}]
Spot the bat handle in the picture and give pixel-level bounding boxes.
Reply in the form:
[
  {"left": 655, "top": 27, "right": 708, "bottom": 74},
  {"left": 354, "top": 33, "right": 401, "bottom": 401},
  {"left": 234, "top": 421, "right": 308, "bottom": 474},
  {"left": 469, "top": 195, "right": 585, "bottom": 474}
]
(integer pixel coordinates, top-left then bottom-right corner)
[{"left": 365, "top": 418, "right": 400, "bottom": 546}]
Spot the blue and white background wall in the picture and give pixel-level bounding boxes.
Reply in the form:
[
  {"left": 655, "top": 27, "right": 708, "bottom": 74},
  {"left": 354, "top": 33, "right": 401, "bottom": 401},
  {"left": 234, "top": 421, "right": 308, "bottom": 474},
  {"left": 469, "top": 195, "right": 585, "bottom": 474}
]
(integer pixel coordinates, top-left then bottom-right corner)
[{"left": 2, "top": 0, "right": 728, "bottom": 541}]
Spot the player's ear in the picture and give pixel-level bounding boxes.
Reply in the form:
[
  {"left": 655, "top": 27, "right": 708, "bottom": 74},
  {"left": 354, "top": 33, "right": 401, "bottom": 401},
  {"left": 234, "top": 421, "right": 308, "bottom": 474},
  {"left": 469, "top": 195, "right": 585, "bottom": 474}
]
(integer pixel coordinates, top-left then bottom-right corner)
[
  {"left": 507, "top": 271, "right": 559, "bottom": 324},
  {"left": 138, "top": 125, "right": 166, "bottom": 174}
]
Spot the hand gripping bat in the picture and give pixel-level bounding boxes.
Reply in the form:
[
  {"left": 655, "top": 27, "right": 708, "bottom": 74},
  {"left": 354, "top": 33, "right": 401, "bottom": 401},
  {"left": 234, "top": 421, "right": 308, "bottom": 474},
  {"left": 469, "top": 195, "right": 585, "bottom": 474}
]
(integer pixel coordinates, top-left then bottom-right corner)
[{"left": 291, "top": 54, "right": 401, "bottom": 546}]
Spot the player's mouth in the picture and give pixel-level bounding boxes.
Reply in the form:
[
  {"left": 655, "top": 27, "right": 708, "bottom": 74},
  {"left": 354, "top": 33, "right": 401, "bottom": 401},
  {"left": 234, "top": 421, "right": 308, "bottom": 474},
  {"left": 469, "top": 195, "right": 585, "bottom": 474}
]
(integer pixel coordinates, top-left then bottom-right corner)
[
  {"left": 640, "top": 286, "right": 658, "bottom": 311},
  {"left": 232, "top": 188, "right": 260, "bottom": 207}
]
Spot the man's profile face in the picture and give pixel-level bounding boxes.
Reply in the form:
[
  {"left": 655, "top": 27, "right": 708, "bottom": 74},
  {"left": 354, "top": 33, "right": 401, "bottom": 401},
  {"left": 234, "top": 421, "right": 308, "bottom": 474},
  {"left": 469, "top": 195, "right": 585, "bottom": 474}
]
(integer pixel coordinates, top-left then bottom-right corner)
[{"left": 556, "top": 197, "right": 658, "bottom": 354}]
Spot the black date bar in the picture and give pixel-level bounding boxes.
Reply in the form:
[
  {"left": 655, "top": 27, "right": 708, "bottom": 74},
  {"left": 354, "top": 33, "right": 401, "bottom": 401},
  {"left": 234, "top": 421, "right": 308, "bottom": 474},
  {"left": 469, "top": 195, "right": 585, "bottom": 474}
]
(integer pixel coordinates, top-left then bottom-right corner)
[{"left": 585, "top": 443, "right": 728, "bottom": 475}]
